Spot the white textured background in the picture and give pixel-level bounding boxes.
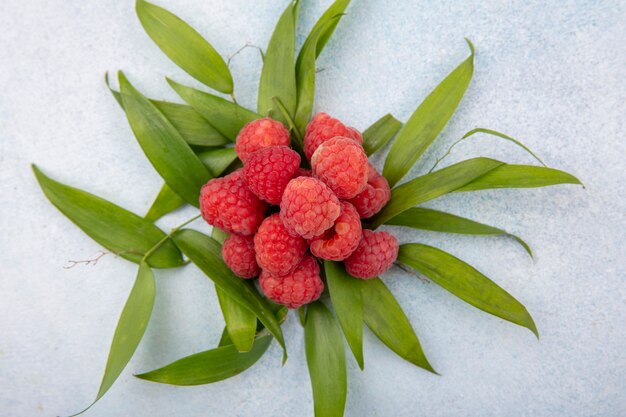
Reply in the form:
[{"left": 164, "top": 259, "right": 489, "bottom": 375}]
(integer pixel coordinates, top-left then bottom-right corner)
[{"left": 1, "top": 0, "right": 624, "bottom": 416}]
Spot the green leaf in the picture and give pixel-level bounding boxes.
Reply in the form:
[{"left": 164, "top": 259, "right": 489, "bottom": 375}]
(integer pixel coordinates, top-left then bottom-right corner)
[
  {"left": 325, "top": 261, "right": 364, "bottom": 369},
  {"left": 386, "top": 207, "right": 532, "bottom": 258},
  {"left": 74, "top": 261, "right": 155, "bottom": 415},
  {"left": 398, "top": 244, "right": 538, "bottom": 337},
  {"left": 197, "top": 147, "right": 238, "bottom": 177},
  {"left": 32, "top": 165, "right": 183, "bottom": 269},
  {"left": 211, "top": 226, "right": 229, "bottom": 244},
  {"left": 455, "top": 164, "right": 582, "bottom": 192},
  {"left": 383, "top": 40, "right": 475, "bottom": 187},
  {"left": 371, "top": 157, "right": 504, "bottom": 228},
  {"left": 301, "top": 0, "right": 352, "bottom": 59},
  {"left": 144, "top": 183, "right": 186, "bottom": 222},
  {"left": 362, "top": 114, "right": 402, "bottom": 156},
  {"left": 135, "top": 335, "right": 272, "bottom": 385},
  {"left": 361, "top": 278, "right": 436, "bottom": 373},
  {"left": 218, "top": 327, "right": 233, "bottom": 347},
  {"left": 105, "top": 73, "right": 228, "bottom": 147},
  {"left": 118, "top": 72, "right": 211, "bottom": 206},
  {"left": 168, "top": 78, "right": 260, "bottom": 140},
  {"left": 172, "top": 229, "right": 287, "bottom": 357},
  {"left": 216, "top": 288, "right": 258, "bottom": 352},
  {"left": 135, "top": 0, "right": 232, "bottom": 93},
  {"left": 305, "top": 302, "right": 347, "bottom": 417},
  {"left": 258, "top": 1, "right": 297, "bottom": 123}
]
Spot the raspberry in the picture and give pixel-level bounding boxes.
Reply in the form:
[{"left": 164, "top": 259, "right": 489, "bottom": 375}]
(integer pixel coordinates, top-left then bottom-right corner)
[
  {"left": 221, "top": 234, "right": 260, "bottom": 278},
  {"left": 311, "top": 137, "right": 369, "bottom": 199},
  {"left": 243, "top": 146, "right": 301, "bottom": 204},
  {"left": 259, "top": 255, "right": 324, "bottom": 309},
  {"left": 344, "top": 230, "right": 398, "bottom": 279},
  {"left": 254, "top": 214, "right": 307, "bottom": 276},
  {"left": 348, "top": 164, "right": 391, "bottom": 218},
  {"left": 310, "top": 202, "right": 362, "bottom": 261},
  {"left": 235, "top": 118, "right": 290, "bottom": 162},
  {"left": 304, "top": 112, "right": 362, "bottom": 160},
  {"left": 280, "top": 177, "right": 341, "bottom": 239},
  {"left": 199, "top": 170, "right": 267, "bottom": 236}
]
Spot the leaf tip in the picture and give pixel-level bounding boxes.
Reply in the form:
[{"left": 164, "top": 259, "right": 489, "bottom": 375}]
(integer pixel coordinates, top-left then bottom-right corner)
[{"left": 464, "top": 37, "right": 475, "bottom": 56}]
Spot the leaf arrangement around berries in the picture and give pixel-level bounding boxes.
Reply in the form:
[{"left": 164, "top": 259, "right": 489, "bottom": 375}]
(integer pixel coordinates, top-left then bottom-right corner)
[{"left": 33, "top": 1, "right": 581, "bottom": 416}]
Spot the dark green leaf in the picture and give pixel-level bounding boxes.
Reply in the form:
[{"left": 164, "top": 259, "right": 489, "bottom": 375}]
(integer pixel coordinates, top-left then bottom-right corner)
[
  {"left": 362, "top": 113, "right": 402, "bottom": 156},
  {"left": 325, "top": 261, "right": 364, "bottom": 369},
  {"left": 298, "top": 306, "right": 307, "bottom": 327},
  {"left": 383, "top": 40, "right": 475, "bottom": 187},
  {"left": 371, "top": 157, "right": 504, "bottom": 228},
  {"left": 144, "top": 183, "right": 186, "bottom": 222},
  {"left": 172, "top": 229, "right": 286, "bottom": 357},
  {"left": 305, "top": 302, "right": 347, "bottom": 417},
  {"left": 455, "top": 164, "right": 582, "bottom": 192},
  {"left": 135, "top": 335, "right": 272, "bottom": 385},
  {"left": 118, "top": 72, "right": 211, "bottom": 206},
  {"left": 301, "top": 0, "right": 352, "bottom": 59},
  {"left": 398, "top": 244, "right": 538, "bottom": 337},
  {"left": 216, "top": 288, "right": 257, "bottom": 353},
  {"left": 361, "top": 278, "right": 436, "bottom": 373},
  {"left": 136, "top": 0, "right": 232, "bottom": 93},
  {"left": 32, "top": 165, "right": 183, "bottom": 268},
  {"left": 258, "top": 1, "right": 297, "bottom": 123},
  {"left": 168, "top": 78, "right": 260, "bottom": 140},
  {"left": 386, "top": 207, "right": 532, "bottom": 257},
  {"left": 198, "top": 147, "right": 238, "bottom": 177}
]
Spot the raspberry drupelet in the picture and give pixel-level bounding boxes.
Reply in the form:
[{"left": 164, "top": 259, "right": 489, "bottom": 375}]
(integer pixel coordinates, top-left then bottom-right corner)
[
  {"left": 221, "top": 234, "right": 260, "bottom": 279},
  {"left": 259, "top": 255, "right": 324, "bottom": 309},
  {"left": 235, "top": 118, "right": 290, "bottom": 163},
  {"left": 344, "top": 230, "right": 399, "bottom": 279},
  {"left": 348, "top": 163, "right": 391, "bottom": 218},
  {"left": 303, "top": 112, "right": 362, "bottom": 160},
  {"left": 254, "top": 214, "right": 308, "bottom": 276},
  {"left": 243, "top": 146, "right": 301, "bottom": 204},
  {"left": 310, "top": 201, "right": 362, "bottom": 261}
]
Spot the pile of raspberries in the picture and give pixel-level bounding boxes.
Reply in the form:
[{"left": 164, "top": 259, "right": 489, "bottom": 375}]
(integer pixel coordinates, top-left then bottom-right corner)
[{"left": 200, "top": 113, "right": 399, "bottom": 309}]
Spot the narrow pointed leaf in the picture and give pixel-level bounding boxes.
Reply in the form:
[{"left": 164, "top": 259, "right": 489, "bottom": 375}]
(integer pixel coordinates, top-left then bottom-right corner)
[
  {"left": 168, "top": 79, "right": 260, "bottom": 140},
  {"left": 216, "top": 288, "right": 257, "bottom": 353},
  {"left": 211, "top": 226, "right": 229, "bottom": 244},
  {"left": 144, "top": 183, "right": 186, "bottom": 222},
  {"left": 387, "top": 207, "right": 532, "bottom": 257},
  {"left": 361, "top": 278, "right": 435, "bottom": 373},
  {"left": 371, "top": 157, "right": 504, "bottom": 228},
  {"left": 218, "top": 327, "right": 233, "bottom": 347},
  {"left": 362, "top": 113, "right": 402, "bottom": 156},
  {"left": 32, "top": 165, "right": 183, "bottom": 268},
  {"left": 172, "top": 229, "right": 286, "bottom": 356},
  {"left": 383, "top": 40, "right": 475, "bottom": 187},
  {"left": 135, "top": 335, "right": 272, "bottom": 385},
  {"left": 300, "top": 0, "right": 352, "bottom": 59},
  {"left": 325, "top": 261, "right": 364, "bottom": 369},
  {"left": 198, "top": 147, "right": 238, "bottom": 177},
  {"left": 258, "top": 1, "right": 297, "bottom": 123},
  {"left": 398, "top": 244, "right": 538, "bottom": 336},
  {"left": 135, "top": 0, "right": 232, "bottom": 93},
  {"left": 305, "top": 302, "right": 347, "bottom": 417},
  {"left": 455, "top": 164, "right": 581, "bottom": 192},
  {"left": 119, "top": 73, "right": 211, "bottom": 206}
]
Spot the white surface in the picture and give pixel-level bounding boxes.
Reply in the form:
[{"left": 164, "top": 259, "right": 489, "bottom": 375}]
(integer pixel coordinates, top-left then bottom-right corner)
[{"left": 1, "top": 0, "right": 625, "bottom": 416}]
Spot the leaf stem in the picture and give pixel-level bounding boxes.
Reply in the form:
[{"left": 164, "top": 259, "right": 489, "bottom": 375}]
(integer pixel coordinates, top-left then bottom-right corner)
[{"left": 142, "top": 214, "right": 202, "bottom": 262}]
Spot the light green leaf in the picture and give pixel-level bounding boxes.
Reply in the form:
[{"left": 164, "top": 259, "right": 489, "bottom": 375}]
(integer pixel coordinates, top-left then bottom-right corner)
[
  {"left": 455, "top": 164, "right": 582, "bottom": 192},
  {"left": 135, "top": 335, "right": 272, "bottom": 385},
  {"left": 73, "top": 262, "right": 155, "bottom": 415},
  {"left": 218, "top": 327, "right": 233, "bottom": 347},
  {"left": 118, "top": 72, "right": 211, "bottom": 206},
  {"left": 106, "top": 74, "right": 229, "bottom": 147},
  {"left": 211, "top": 226, "right": 229, "bottom": 244},
  {"left": 198, "top": 147, "right": 238, "bottom": 177},
  {"left": 325, "top": 261, "right": 364, "bottom": 369},
  {"left": 135, "top": 0, "right": 232, "bottom": 93},
  {"left": 32, "top": 165, "right": 183, "bottom": 269},
  {"left": 386, "top": 207, "right": 532, "bottom": 258},
  {"left": 362, "top": 114, "right": 402, "bottom": 156},
  {"left": 301, "top": 0, "right": 352, "bottom": 59},
  {"left": 144, "top": 183, "right": 186, "bottom": 223},
  {"left": 383, "top": 40, "right": 475, "bottom": 187},
  {"left": 216, "top": 288, "right": 258, "bottom": 353},
  {"left": 305, "top": 302, "right": 347, "bottom": 417},
  {"left": 361, "top": 278, "right": 436, "bottom": 373},
  {"left": 168, "top": 78, "right": 260, "bottom": 140},
  {"left": 258, "top": 1, "right": 297, "bottom": 123},
  {"left": 398, "top": 244, "right": 538, "bottom": 337},
  {"left": 172, "top": 229, "right": 287, "bottom": 358},
  {"left": 371, "top": 157, "right": 504, "bottom": 228}
]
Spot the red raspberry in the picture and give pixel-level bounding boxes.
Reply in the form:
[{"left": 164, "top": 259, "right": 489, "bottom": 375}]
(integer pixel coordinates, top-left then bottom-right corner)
[
  {"left": 344, "top": 230, "right": 398, "bottom": 279},
  {"left": 259, "top": 255, "right": 324, "bottom": 309},
  {"left": 235, "top": 118, "right": 290, "bottom": 162},
  {"left": 221, "top": 234, "right": 260, "bottom": 278},
  {"left": 254, "top": 214, "right": 307, "bottom": 276},
  {"left": 348, "top": 164, "right": 391, "bottom": 218},
  {"left": 243, "top": 146, "right": 301, "bottom": 204},
  {"left": 199, "top": 170, "right": 267, "bottom": 236},
  {"left": 310, "top": 202, "right": 362, "bottom": 261},
  {"left": 304, "top": 112, "right": 362, "bottom": 160},
  {"left": 311, "top": 137, "right": 369, "bottom": 199},
  {"left": 280, "top": 177, "right": 341, "bottom": 239}
]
